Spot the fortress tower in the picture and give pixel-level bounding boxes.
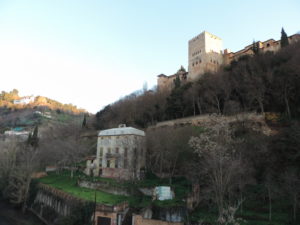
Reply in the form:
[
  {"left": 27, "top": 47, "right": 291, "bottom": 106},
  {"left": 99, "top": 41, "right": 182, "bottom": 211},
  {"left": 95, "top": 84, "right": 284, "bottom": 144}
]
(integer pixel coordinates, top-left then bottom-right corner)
[{"left": 188, "top": 31, "right": 223, "bottom": 80}]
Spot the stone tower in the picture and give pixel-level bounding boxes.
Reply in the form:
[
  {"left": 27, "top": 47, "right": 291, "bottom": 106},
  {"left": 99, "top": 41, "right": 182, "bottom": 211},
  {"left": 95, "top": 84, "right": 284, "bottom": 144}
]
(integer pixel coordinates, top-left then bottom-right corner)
[{"left": 188, "top": 31, "right": 223, "bottom": 80}]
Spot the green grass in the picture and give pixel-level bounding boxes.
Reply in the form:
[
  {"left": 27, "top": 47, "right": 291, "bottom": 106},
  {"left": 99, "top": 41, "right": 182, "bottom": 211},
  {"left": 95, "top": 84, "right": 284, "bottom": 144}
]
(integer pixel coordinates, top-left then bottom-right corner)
[
  {"left": 38, "top": 172, "right": 129, "bottom": 206},
  {"left": 38, "top": 171, "right": 191, "bottom": 208}
]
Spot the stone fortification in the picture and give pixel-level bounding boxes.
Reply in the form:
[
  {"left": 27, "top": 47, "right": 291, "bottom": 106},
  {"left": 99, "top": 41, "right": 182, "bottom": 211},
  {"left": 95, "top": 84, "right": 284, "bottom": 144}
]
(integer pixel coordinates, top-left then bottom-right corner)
[
  {"left": 148, "top": 113, "right": 272, "bottom": 136},
  {"left": 188, "top": 31, "right": 223, "bottom": 80},
  {"left": 157, "top": 31, "right": 300, "bottom": 90}
]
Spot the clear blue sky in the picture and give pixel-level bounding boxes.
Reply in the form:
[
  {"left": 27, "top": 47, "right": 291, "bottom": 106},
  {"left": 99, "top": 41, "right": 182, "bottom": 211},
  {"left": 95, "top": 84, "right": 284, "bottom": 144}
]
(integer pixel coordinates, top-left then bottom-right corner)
[{"left": 0, "top": 0, "right": 299, "bottom": 113}]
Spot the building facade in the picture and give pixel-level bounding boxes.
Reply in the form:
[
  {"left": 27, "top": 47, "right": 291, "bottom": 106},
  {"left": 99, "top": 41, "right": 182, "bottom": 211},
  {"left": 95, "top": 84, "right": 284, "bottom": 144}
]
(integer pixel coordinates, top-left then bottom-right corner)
[{"left": 88, "top": 124, "right": 146, "bottom": 180}]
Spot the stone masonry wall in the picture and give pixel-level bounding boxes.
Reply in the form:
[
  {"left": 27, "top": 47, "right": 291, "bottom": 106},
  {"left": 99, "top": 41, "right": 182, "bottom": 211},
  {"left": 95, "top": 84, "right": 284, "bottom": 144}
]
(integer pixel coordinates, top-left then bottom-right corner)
[{"left": 133, "top": 215, "right": 183, "bottom": 225}]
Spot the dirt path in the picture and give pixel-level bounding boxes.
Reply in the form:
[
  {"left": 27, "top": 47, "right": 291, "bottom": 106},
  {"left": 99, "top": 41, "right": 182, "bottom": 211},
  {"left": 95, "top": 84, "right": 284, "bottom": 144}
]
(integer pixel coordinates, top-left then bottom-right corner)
[{"left": 0, "top": 201, "right": 44, "bottom": 225}]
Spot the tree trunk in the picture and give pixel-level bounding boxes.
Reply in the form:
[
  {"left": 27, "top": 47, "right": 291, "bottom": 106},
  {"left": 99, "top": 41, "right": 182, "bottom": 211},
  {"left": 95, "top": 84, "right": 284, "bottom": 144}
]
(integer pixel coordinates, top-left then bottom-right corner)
[
  {"left": 215, "top": 96, "right": 221, "bottom": 114},
  {"left": 196, "top": 98, "right": 202, "bottom": 115},
  {"left": 193, "top": 96, "right": 196, "bottom": 116},
  {"left": 268, "top": 186, "right": 272, "bottom": 221},
  {"left": 293, "top": 196, "right": 297, "bottom": 222},
  {"left": 258, "top": 99, "right": 264, "bottom": 114},
  {"left": 240, "top": 192, "right": 243, "bottom": 213},
  {"left": 284, "top": 86, "right": 291, "bottom": 119},
  {"left": 22, "top": 176, "right": 31, "bottom": 213}
]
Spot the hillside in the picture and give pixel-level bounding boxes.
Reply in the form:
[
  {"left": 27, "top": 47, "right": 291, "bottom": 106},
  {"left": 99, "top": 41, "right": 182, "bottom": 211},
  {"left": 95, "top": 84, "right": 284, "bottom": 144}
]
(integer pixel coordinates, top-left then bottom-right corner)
[
  {"left": 0, "top": 90, "right": 88, "bottom": 135},
  {"left": 94, "top": 41, "right": 300, "bottom": 129}
]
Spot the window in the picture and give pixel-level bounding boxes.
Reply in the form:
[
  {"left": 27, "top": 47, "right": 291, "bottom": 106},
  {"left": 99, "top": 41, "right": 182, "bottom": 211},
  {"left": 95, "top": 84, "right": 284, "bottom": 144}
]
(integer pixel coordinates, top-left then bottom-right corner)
[
  {"left": 108, "top": 148, "right": 111, "bottom": 154},
  {"left": 267, "top": 43, "right": 270, "bottom": 47},
  {"left": 107, "top": 160, "right": 110, "bottom": 168},
  {"left": 115, "top": 159, "right": 119, "bottom": 168},
  {"left": 116, "top": 148, "right": 119, "bottom": 154},
  {"left": 100, "top": 147, "right": 103, "bottom": 157},
  {"left": 124, "top": 148, "right": 128, "bottom": 157}
]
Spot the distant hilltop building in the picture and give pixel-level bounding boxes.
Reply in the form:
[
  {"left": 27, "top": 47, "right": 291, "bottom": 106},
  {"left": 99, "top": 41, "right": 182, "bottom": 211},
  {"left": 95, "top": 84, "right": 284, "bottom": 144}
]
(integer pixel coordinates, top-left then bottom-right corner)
[
  {"left": 13, "top": 96, "right": 35, "bottom": 105},
  {"left": 157, "top": 31, "right": 300, "bottom": 90}
]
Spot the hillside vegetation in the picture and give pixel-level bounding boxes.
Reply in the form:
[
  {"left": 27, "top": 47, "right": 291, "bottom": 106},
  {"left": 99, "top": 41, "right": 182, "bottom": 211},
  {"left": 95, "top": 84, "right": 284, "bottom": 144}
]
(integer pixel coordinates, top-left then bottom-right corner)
[
  {"left": 0, "top": 90, "right": 87, "bottom": 133},
  {"left": 95, "top": 42, "right": 300, "bottom": 129},
  {"left": 0, "top": 89, "right": 86, "bottom": 114}
]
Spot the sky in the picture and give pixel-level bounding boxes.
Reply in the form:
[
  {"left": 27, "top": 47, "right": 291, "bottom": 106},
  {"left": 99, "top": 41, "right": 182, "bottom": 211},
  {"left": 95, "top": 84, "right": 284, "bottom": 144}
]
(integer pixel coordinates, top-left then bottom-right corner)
[{"left": 0, "top": 0, "right": 299, "bottom": 113}]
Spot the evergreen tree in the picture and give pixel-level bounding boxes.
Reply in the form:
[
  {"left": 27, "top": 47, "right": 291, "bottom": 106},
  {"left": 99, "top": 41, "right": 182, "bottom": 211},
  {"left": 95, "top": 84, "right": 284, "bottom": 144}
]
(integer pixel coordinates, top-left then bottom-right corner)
[
  {"left": 26, "top": 132, "right": 32, "bottom": 145},
  {"left": 280, "top": 28, "right": 289, "bottom": 47},
  {"left": 29, "top": 125, "right": 39, "bottom": 148},
  {"left": 173, "top": 75, "right": 181, "bottom": 88},
  {"left": 252, "top": 40, "right": 259, "bottom": 55},
  {"left": 82, "top": 114, "right": 87, "bottom": 128}
]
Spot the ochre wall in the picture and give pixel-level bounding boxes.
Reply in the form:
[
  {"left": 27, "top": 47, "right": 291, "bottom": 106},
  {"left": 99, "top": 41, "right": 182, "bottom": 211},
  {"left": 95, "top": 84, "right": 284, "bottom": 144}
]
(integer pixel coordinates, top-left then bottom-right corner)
[
  {"left": 94, "top": 211, "right": 117, "bottom": 225},
  {"left": 133, "top": 215, "right": 183, "bottom": 225}
]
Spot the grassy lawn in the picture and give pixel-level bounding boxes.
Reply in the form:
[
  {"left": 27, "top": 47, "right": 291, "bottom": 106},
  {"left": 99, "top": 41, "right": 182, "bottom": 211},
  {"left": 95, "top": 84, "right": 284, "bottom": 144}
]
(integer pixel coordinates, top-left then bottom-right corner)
[
  {"left": 38, "top": 171, "right": 191, "bottom": 208},
  {"left": 38, "top": 172, "right": 129, "bottom": 206}
]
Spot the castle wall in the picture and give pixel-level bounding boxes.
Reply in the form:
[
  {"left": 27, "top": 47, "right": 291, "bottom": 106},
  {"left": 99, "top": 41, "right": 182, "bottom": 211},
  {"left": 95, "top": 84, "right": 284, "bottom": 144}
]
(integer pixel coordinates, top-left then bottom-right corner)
[
  {"left": 157, "top": 32, "right": 300, "bottom": 91},
  {"left": 133, "top": 215, "right": 183, "bottom": 225},
  {"left": 157, "top": 75, "right": 176, "bottom": 91}
]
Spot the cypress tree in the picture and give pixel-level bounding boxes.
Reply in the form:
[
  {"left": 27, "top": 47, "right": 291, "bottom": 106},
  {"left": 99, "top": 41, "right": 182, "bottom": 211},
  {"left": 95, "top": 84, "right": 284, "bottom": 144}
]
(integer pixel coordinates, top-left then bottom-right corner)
[
  {"left": 280, "top": 28, "right": 289, "bottom": 47},
  {"left": 173, "top": 75, "right": 181, "bottom": 88},
  {"left": 27, "top": 132, "right": 32, "bottom": 145},
  {"left": 252, "top": 40, "right": 259, "bottom": 55},
  {"left": 30, "top": 125, "right": 39, "bottom": 148},
  {"left": 82, "top": 114, "right": 87, "bottom": 128}
]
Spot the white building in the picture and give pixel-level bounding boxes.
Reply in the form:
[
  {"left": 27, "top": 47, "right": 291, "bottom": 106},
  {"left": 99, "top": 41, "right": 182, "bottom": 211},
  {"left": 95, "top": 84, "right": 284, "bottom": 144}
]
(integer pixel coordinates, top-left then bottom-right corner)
[
  {"left": 13, "top": 96, "right": 35, "bottom": 105},
  {"left": 86, "top": 124, "right": 146, "bottom": 180}
]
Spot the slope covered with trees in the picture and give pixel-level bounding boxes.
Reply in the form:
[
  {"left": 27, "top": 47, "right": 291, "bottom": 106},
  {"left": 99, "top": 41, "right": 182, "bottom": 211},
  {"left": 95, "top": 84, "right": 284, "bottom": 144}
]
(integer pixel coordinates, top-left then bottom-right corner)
[{"left": 95, "top": 41, "right": 300, "bottom": 129}]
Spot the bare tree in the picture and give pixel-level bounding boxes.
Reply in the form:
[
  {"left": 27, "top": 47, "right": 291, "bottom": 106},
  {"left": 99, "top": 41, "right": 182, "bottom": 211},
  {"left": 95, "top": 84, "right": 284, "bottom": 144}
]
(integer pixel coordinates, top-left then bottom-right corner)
[
  {"left": 281, "top": 169, "right": 300, "bottom": 222},
  {"left": 147, "top": 126, "right": 197, "bottom": 182},
  {"left": 39, "top": 123, "right": 89, "bottom": 178},
  {"left": 0, "top": 139, "right": 40, "bottom": 212},
  {"left": 189, "top": 121, "right": 245, "bottom": 220}
]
